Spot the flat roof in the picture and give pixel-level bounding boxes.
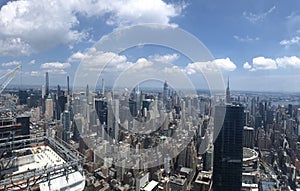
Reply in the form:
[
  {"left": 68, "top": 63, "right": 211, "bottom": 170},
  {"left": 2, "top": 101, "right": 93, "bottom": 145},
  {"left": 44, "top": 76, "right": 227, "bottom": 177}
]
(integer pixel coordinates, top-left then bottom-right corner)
[
  {"left": 143, "top": 180, "right": 158, "bottom": 191},
  {"left": 195, "top": 171, "right": 212, "bottom": 185},
  {"left": 180, "top": 167, "right": 193, "bottom": 174},
  {"left": 14, "top": 146, "right": 65, "bottom": 174},
  {"left": 243, "top": 147, "right": 259, "bottom": 162},
  {"left": 39, "top": 171, "right": 85, "bottom": 191}
]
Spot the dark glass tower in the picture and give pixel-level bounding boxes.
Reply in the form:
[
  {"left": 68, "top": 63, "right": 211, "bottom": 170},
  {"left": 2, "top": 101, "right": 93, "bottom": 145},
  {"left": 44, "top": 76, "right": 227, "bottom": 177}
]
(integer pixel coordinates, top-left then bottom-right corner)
[
  {"left": 213, "top": 104, "right": 244, "bottom": 191},
  {"left": 226, "top": 77, "right": 231, "bottom": 103},
  {"left": 45, "top": 72, "right": 49, "bottom": 97},
  {"left": 62, "top": 110, "right": 71, "bottom": 143}
]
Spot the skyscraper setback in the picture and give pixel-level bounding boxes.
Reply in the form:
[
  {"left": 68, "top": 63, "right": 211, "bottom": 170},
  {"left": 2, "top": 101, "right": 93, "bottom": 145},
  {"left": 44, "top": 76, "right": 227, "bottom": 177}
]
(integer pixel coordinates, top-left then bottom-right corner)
[{"left": 213, "top": 104, "right": 244, "bottom": 191}]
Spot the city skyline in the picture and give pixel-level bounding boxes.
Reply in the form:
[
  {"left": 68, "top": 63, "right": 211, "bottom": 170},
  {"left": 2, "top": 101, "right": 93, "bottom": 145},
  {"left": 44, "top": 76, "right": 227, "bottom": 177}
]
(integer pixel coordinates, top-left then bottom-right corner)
[{"left": 0, "top": 1, "right": 300, "bottom": 92}]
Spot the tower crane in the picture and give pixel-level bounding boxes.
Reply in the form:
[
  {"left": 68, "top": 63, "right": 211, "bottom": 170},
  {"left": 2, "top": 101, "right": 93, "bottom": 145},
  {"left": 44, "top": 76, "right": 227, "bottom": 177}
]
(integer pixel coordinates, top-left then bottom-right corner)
[{"left": 0, "top": 64, "right": 22, "bottom": 94}]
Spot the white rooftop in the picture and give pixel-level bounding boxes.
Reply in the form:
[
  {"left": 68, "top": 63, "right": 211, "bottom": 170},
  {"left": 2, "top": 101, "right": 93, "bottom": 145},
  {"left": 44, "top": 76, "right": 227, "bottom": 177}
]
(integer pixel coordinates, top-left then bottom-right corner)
[
  {"left": 39, "top": 171, "right": 85, "bottom": 191},
  {"left": 143, "top": 180, "right": 159, "bottom": 191},
  {"left": 11, "top": 145, "right": 85, "bottom": 191},
  {"left": 15, "top": 146, "right": 65, "bottom": 174}
]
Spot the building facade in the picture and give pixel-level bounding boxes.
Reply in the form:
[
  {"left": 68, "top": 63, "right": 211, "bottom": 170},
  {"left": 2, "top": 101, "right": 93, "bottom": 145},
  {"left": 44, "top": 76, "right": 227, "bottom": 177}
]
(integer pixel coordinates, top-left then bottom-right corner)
[{"left": 213, "top": 104, "right": 244, "bottom": 190}]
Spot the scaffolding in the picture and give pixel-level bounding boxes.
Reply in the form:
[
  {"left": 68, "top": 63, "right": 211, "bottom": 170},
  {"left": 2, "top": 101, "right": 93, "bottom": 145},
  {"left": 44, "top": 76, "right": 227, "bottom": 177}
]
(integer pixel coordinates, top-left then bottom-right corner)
[{"left": 0, "top": 133, "right": 84, "bottom": 190}]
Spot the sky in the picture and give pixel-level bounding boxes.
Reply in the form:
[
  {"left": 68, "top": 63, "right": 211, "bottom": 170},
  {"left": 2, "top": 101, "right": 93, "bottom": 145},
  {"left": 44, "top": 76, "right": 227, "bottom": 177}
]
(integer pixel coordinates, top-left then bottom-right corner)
[{"left": 0, "top": 0, "right": 300, "bottom": 92}]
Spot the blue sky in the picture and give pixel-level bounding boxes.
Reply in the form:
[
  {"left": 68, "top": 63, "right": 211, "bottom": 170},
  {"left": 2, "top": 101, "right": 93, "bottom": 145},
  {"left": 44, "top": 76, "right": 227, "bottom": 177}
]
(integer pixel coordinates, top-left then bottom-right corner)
[{"left": 0, "top": 0, "right": 300, "bottom": 92}]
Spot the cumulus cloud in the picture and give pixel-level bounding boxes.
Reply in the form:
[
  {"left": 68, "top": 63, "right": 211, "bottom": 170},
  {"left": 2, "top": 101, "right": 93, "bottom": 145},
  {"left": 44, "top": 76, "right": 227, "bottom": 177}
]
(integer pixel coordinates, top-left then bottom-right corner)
[
  {"left": 185, "top": 58, "right": 237, "bottom": 75},
  {"left": 40, "top": 62, "right": 71, "bottom": 75},
  {"left": 243, "top": 6, "right": 276, "bottom": 23},
  {"left": 105, "top": 0, "right": 184, "bottom": 27},
  {"left": 280, "top": 36, "right": 300, "bottom": 46},
  {"left": 244, "top": 56, "right": 300, "bottom": 71},
  {"left": 0, "top": 0, "right": 86, "bottom": 54},
  {"left": 149, "top": 54, "right": 179, "bottom": 63},
  {"left": 2, "top": 61, "right": 20, "bottom": 67},
  {"left": 41, "top": 62, "right": 71, "bottom": 69},
  {"left": 68, "top": 52, "right": 87, "bottom": 62},
  {"left": 69, "top": 50, "right": 181, "bottom": 74},
  {"left": 0, "top": 0, "right": 184, "bottom": 56},
  {"left": 243, "top": 62, "right": 252, "bottom": 69},
  {"left": 252, "top": 57, "right": 277, "bottom": 70},
  {"left": 276, "top": 56, "right": 300, "bottom": 68},
  {"left": 214, "top": 58, "right": 237, "bottom": 71},
  {"left": 0, "top": 38, "right": 32, "bottom": 56}
]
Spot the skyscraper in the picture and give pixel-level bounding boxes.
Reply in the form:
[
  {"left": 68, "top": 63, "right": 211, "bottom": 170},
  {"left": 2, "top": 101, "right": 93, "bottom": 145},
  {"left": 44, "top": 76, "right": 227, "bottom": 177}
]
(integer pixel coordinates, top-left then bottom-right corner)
[
  {"left": 45, "top": 72, "right": 49, "bottom": 97},
  {"left": 45, "top": 95, "right": 53, "bottom": 121},
  {"left": 62, "top": 110, "right": 71, "bottom": 143},
  {"left": 163, "top": 80, "right": 168, "bottom": 103},
  {"left": 226, "top": 77, "right": 231, "bottom": 103},
  {"left": 67, "top": 76, "right": 70, "bottom": 96},
  {"left": 107, "top": 99, "right": 120, "bottom": 140},
  {"left": 213, "top": 104, "right": 244, "bottom": 191}
]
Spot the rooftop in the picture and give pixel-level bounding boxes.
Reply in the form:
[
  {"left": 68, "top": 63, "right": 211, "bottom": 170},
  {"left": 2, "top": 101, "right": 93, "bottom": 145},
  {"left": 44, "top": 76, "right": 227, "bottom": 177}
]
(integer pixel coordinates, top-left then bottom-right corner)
[
  {"left": 243, "top": 147, "right": 259, "bottom": 162},
  {"left": 143, "top": 180, "right": 159, "bottom": 191},
  {"left": 15, "top": 146, "right": 65, "bottom": 174}
]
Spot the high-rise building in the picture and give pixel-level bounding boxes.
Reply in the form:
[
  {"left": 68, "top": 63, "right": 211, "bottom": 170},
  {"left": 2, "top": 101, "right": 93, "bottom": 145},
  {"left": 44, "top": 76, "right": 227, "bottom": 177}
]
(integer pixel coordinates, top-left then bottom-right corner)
[
  {"left": 213, "top": 104, "right": 244, "bottom": 191},
  {"left": 45, "top": 72, "right": 49, "bottom": 97},
  {"left": 62, "top": 110, "right": 71, "bottom": 143},
  {"left": 101, "top": 78, "right": 105, "bottom": 96},
  {"left": 95, "top": 99, "right": 107, "bottom": 125},
  {"left": 67, "top": 76, "right": 70, "bottom": 96},
  {"left": 163, "top": 80, "right": 168, "bottom": 103},
  {"left": 243, "top": 126, "right": 254, "bottom": 148},
  {"left": 225, "top": 77, "right": 231, "bottom": 103},
  {"left": 107, "top": 99, "right": 120, "bottom": 140},
  {"left": 45, "top": 95, "right": 53, "bottom": 121}
]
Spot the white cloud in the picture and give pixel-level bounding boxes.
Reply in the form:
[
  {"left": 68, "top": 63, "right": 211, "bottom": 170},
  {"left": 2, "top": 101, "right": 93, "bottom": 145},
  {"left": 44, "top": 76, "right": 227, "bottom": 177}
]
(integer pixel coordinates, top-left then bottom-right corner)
[
  {"left": 185, "top": 58, "right": 237, "bottom": 75},
  {"left": 0, "top": 38, "right": 32, "bottom": 56},
  {"left": 69, "top": 48, "right": 133, "bottom": 73},
  {"left": 0, "top": 0, "right": 184, "bottom": 56},
  {"left": 233, "top": 35, "right": 260, "bottom": 42},
  {"left": 243, "top": 62, "right": 252, "bottom": 69},
  {"left": 68, "top": 52, "right": 87, "bottom": 62},
  {"left": 252, "top": 57, "right": 277, "bottom": 70},
  {"left": 276, "top": 56, "right": 300, "bottom": 68},
  {"left": 279, "top": 36, "right": 300, "bottom": 46},
  {"left": 105, "top": 0, "right": 184, "bottom": 27},
  {"left": 149, "top": 54, "right": 179, "bottom": 63},
  {"left": 41, "top": 62, "right": 71, "bottom": 69},
  {"left": 30, "top": 71, "right": 43, "bottom": 77},
  {"left": 243, "top": 6, "right": 276, "bottom": 23},
  {"left": 1, "top": 61, "right": 20, "bottom": 67},
  {"left": 0, "top": 0, "right": 86, "bottom": 54},
  {"left": 28, "top": 60, "right": 36, "bottom": 65},
  {"left": 244, "top": 56, "right": 300, "bottom": 71},
  {"left": 214, "top": 58, "right": 237, "bottom": 71}
]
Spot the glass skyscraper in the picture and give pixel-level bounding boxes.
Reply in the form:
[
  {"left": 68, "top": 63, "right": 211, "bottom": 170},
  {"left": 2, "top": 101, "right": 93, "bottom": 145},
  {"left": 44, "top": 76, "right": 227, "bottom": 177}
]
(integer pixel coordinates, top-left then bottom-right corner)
[{"left": 213, "top": 104, "right": 244, "bottom": 191}]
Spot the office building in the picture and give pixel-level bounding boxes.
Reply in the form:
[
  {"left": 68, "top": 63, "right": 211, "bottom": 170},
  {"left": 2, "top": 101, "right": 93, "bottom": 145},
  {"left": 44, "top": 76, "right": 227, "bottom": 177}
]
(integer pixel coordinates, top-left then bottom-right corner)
[
  {"left": 62, "top": 110, "right": 71, "bottom": 143},
  {"left": 213, "top": 104, "right": 244, "bottom": 191},
  {"left": 45, "top": 72, "right": 49, "bottom": 97},
  {"left": 45, "top": 95, "right": 53, "bottom": 121}
]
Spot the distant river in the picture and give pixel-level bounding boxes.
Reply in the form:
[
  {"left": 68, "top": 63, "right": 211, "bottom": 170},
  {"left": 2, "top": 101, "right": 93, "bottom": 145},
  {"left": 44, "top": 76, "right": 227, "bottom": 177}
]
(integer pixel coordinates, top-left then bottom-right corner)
[{"left": 272, "top": 100, "right": 300, "bottom": 106}]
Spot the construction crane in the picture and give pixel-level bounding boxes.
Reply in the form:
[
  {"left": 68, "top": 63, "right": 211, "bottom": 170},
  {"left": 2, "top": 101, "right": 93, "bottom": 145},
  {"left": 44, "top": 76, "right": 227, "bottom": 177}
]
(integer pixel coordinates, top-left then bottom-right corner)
[{"left": 0, "top": 64, "right": 22, "bottom": 94}]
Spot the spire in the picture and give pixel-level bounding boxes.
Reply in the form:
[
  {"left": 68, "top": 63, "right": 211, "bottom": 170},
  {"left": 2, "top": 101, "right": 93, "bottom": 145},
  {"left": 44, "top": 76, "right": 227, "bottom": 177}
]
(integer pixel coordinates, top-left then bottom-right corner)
[
  {"left": 101, "top": 78, "right": 105, "bottom": 96},
  {"left": 227, "top": 76, "right": 229, "bottom": 89},
  {"left": 226, "top": 77, "right": 231, "bottom": 103},
  {"left": 86, "top": 84, "right": 89, "bottom": 103}
]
